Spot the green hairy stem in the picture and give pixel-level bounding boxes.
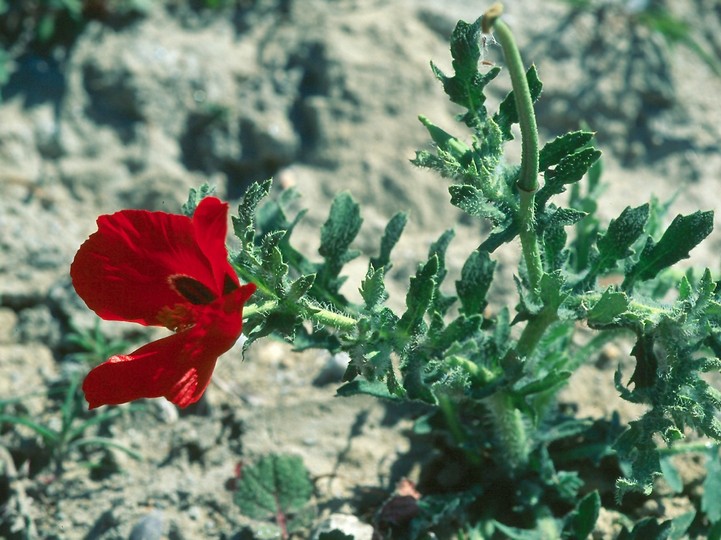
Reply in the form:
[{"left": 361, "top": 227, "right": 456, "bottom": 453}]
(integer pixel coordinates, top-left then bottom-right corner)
[
  {"left": 481, "top": 3, "right": 540, "bottom": 471},
  {"left": 243, "top": 299, "right": 358, "bottom": 332},
  {"left": 486, "top": 391, "right": 529, "bottom": 470},
  {"left": 483, "top": 4, "right": 542, "bottom": 295}
]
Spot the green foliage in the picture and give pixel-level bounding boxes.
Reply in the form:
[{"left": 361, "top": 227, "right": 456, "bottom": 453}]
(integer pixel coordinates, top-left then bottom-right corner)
[
  {"left": 593, "top": 203, "right": 649, "bottom": 276},
  {"left": 429, "top": 18, "right": 500, "bottom": 130},
  {"left": 233, "top": 454, "right": 314, "bottom": 538},
  {"left": 616, "top": 511, "right": 695, "bottom": 540},
  {"left": 703, "top": 448, "right": 721, "bottom": 524},
  {"left": 317, "top": 193, "right": 363, "bottom": 297},
  {"left": 230, "top": 179, "right": 362, "bottom": 350},
  {"left": 0, "top": 374, "right": 141, "bottom": 476},
  {"left": 225, "top": 6, "right": 721, "bottom": 538},
  {"left": 564, "top": 491, "right": 600, "bottom": 539},
  {"left": 182, "top": 184, "right": 217, "bottom": 216},
  {"left": 622, "top": 211, "right": 713, "bottom": 289}
]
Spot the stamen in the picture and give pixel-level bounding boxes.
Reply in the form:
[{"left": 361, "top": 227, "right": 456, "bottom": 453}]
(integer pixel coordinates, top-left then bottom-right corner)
[{"left": 156, "top": 304, "right": 195, "bottom": 332}]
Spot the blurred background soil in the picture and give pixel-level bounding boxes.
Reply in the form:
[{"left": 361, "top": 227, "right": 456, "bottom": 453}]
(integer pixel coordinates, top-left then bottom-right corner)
[{"left": 1, "top": 0, "right": 721, "bottom": 538}]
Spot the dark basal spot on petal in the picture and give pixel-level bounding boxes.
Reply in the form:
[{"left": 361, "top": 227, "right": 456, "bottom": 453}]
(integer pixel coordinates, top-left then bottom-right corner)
[
  {"left": 223, "top": 274, "right": 239, "bottom": 295},
  {"left": 170, "top": 275, "right": 216, "bottom": 305}
]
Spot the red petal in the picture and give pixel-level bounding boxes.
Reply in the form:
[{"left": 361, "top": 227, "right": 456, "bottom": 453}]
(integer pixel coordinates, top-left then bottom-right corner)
[
  {"left": 82, "top": 330, "right": 219, "bottom": 409},
  {"left": 71, "top": 198, "right": 227, "bottom": 326},
  {"left": 82, "top": 283, "right": 256, "bottom": 409},
  {"left": 192, "top": 197, "right": 239, "bottom": 292}
]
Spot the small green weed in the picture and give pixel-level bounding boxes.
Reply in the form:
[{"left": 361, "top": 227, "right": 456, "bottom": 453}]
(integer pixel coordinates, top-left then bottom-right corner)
[
  {"left": 0, "top": 373, "right": 141, "bottom": 477},
  {"left": 64, "top": 320, "right": 133, "bottom": 366}
]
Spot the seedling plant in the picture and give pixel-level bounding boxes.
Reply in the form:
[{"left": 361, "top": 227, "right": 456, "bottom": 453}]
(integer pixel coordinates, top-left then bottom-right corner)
[{"left": 0, "top": 374, "right": 141, "bottom": 478}]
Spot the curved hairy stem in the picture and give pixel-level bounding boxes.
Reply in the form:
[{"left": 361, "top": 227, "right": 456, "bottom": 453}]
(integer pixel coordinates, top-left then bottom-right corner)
[{"left": 483, "top": 4, "right": 542, "bottom": 293}]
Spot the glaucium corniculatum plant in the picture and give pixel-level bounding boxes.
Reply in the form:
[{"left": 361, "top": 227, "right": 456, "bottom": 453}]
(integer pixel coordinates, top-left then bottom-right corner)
[{"left": 71, "top": 3, "right": 721, "bottom": 538}]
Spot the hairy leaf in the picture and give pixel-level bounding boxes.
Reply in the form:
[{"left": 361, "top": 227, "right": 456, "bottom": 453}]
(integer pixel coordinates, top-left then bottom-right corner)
[
  {"left": 587, "top": 289, "right": 629, "bottom": 325},
  {"left": 234, "top": 454, "right": 314, "bottom": 531},
  {"left": 319, "top": 192, "right": 362, "bottom": 266},
  {"left": 182, "top": 183, "right": 216, "bottom": 217},
  {"left": 233, "top": 179, "right": 273, "bottom": 247},
  {"left": 360, "top": 266, "right": 388, "bottom": 310},
  {"left": 430, "top": 17, "right": 501, "bottom": 128},
  {"left": 316, "top": 192, "right": 363, "bottom": 296},
  {"left": 286, "top": 274, "right": 316, "bottom": 304},
  {"left": 449, "top": 184, "right": 507, "bottom": 224},
  {"left": 399, "top": 256, "right": 439, "bottom": 337},
  {"left": 538, "top": 147, "right": 602, "bottom": 207},
  {"left": 429, "top": 229, "right": 457, "bottom": 317},
  {"left": 370, "top": 211, "right": 408, "bottom": 269},
  {"left": 260, "top": 231, "right": 290, "bottom": 295},
  {"left": 418, "top": 115, "right": 472, "bottom": 165},
  {"left": 623, "top": 211, "right": 714, "bottom": 289},
  {"left": 595, "top": 203, "right": 649, "bottom": 274},
  {"left": 539, "top": 130, "right": 595, "bottom": 171},
  {"left": 456, "top": 250, "right": 496, "bottom": 316}
]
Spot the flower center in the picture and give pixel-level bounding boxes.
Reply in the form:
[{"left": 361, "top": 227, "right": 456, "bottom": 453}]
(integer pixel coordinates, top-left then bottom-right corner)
[{"left": 156, "top": 303, "right": 195, "bottom": 332}]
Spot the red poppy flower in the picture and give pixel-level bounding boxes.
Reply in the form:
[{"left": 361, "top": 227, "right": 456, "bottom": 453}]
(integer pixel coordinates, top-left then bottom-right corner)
[{"left": 71, "top": 196, "right": 256, "bottom": 409}]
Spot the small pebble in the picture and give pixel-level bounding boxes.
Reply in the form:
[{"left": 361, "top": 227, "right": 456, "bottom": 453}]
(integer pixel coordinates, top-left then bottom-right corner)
[
  {"left": 129, "top": 509, "right": 164, "bottom": 540},
  {"left": 311, "top": 513, "right": 374, "bottom": 540}
]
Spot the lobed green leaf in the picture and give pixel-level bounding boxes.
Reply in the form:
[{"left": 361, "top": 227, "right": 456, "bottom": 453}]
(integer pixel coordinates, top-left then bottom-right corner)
[
  {"left": 286, "top": 274, "right": 316, "bottom": 304},
  {"left": 182, "top": 183, "right": 216, "bottom": 217},
  {"left": 430, "top": 17, "right": 501, "bottom": 128},
  {"left": 233, "top": 179, "right": 273, "bottom": 247},
  {"left": 449, "top": 184, "right": 507, "bottom": 224},
  {"left": 316, "top": 192, "right": 363, "bottom": 296},
  {"left": 455, "top": 250, "right": 496, "bottom": 316},
  {"left": 539, "top": 130, "right": 595, "bottom": 171},
  {"left": 538, "top": 147, "right": 602, "bottom": 208},
  {"left": 623, "top": 210, "right": 714, "bottom": 289},
  {"left": 587, "top": 289, "right": 630, "bottom": 325},
  {"left": 319, "top": 192, "right": 362, "bottom": 264},
  {"left": 399, "top": 256, "right": 439, "bottom": 337},
  {"left": 360, "top": 266, "right": 388, "bottom": 310},
  {"left": 370, "top": 211, "right": 408, "bottom": 270},
  {"left": 595, "top": 203, "right": 649, "bottom": 274}
]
